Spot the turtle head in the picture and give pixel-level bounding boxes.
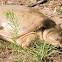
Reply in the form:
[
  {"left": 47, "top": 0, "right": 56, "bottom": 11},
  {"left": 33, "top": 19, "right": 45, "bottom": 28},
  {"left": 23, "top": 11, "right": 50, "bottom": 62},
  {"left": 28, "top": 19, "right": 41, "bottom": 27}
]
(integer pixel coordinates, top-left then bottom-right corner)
[
  {"left": 43, "top": 28, "right": 62, "bottom": 47},
  {"left": 47, "top": 32, "right": 62, "bottom": 47}
]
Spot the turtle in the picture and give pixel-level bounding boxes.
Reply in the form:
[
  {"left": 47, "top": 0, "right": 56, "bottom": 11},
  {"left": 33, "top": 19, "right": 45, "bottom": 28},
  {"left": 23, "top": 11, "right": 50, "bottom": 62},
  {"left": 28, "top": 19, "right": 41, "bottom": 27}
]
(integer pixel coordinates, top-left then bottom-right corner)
[{"left": 0, "top": 5, "right": 62, "bottom": 47}]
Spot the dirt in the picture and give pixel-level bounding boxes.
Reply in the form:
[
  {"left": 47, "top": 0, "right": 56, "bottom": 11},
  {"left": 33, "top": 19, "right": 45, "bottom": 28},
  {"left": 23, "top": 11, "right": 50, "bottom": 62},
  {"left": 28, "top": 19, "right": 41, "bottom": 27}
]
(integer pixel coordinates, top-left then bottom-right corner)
[{"left": 0, "top": 0, "right": 62, "bottom": 62}]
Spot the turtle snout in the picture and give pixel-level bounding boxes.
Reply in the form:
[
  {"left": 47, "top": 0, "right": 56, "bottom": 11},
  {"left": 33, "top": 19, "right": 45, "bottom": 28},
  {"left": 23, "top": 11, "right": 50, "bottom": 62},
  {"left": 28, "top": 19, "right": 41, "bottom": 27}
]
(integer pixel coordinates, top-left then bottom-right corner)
[
  {"left": 54, "top": 36, "right": 62, "bottom": 47},
  {"left": 57, "top": 38, "right": 62, "bottom": 47},
  {"left": 56, "top": 38, "right": 62, "bottom": 43},
  {"left": 60, "top": 39, "right": 62, "bottom": 44},
  {"left": 58, "top": 38, "right": 62, "bottom": 47}
]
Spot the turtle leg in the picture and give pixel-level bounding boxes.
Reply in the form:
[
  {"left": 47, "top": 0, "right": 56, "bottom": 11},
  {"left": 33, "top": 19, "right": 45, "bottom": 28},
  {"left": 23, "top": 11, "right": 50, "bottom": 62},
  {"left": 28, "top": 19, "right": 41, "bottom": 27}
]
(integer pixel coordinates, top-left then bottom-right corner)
[
  {"left": 0, "top": 30, "right": 38, "bottom": 47},
  {"left": 37, "top": 30, "right": 43, "bottom": 40},
  {"left": 16, "top": 32, "right": 37, "bottom": 47},
  {"left": 0, "top": 30, "right": 14, "bottom": 43}
]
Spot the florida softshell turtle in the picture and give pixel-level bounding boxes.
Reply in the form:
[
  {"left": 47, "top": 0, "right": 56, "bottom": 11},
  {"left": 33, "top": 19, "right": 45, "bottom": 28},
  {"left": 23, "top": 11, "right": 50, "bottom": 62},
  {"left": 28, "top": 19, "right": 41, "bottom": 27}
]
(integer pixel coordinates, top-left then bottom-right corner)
[{"left": 0, "top": 5, "right": 62, "bottom": 47}]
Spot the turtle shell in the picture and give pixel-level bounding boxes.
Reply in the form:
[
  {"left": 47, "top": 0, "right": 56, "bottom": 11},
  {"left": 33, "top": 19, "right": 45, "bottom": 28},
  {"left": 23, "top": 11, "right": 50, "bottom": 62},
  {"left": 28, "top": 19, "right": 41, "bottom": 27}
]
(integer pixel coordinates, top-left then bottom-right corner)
[{"left": 0, "top": 5, "right": 56, "bottom": 37}]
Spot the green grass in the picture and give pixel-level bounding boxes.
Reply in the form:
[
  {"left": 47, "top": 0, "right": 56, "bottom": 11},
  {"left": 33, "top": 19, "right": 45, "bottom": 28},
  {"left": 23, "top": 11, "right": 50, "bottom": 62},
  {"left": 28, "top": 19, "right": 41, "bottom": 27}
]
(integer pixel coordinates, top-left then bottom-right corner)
[
  {"left": 24, "top": 39, "right": 61, "bottom": 62},
  {"left": 4, "top": 10, "right": 20, "bottom": 44},
  {"left": 56, "top": 6, "right": 62, "bottom": 16},
  {"left": 0, "top": 38, "right": 62, "bottom": 62}
]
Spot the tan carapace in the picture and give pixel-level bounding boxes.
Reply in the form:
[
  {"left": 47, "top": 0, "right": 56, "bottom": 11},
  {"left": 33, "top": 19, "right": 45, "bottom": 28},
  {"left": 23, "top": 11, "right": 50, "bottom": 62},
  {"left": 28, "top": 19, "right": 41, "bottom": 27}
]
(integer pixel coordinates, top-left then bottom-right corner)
[{"left": 0, "top": 5, "right": 62, "bottom": 47}]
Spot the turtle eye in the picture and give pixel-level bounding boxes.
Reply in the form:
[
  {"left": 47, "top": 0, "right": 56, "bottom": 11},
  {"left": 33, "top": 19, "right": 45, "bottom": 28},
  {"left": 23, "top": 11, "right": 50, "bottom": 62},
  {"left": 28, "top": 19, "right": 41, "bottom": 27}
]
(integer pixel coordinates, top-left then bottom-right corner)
[
  {"left": 56, "top": 38, "right": 62, "bottom": 43},
  {"left": 60, "top": 39, "right": 62, "bottom": 43},
  {"left": 0, "top": 26, "right": 4, "bottom": 30},
  {"left": 55, "top": 38, "right": 59, "bottom": 41}
]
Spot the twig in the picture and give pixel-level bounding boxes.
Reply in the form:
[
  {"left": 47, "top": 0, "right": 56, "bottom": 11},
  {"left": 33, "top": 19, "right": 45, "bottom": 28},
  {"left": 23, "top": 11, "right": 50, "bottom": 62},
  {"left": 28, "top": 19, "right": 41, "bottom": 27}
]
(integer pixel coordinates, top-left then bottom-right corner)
[{"left": 28, "top": 0, "right": 47, "bottom": 7}]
